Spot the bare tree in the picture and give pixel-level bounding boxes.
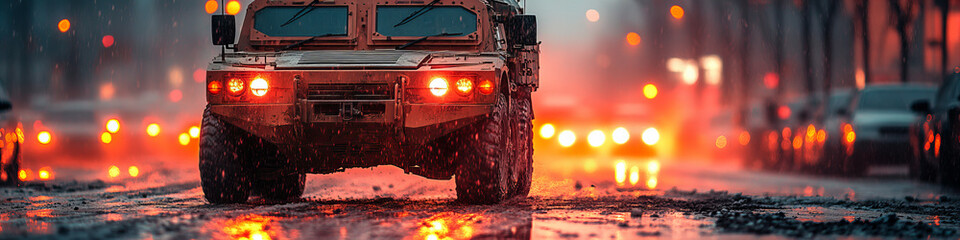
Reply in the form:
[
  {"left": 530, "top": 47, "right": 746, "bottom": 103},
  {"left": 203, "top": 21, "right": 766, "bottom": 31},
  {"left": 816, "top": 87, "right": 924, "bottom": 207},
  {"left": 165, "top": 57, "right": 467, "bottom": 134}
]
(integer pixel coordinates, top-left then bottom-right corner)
[
  {"left": 856, "top": 0, "right": 871, "bottom": 85},
  {"left": 889, "top": 0, "right": 918, "bottom": 83},
  {"left": 816, "top": 0, "right": 839, "bottom": 95}
]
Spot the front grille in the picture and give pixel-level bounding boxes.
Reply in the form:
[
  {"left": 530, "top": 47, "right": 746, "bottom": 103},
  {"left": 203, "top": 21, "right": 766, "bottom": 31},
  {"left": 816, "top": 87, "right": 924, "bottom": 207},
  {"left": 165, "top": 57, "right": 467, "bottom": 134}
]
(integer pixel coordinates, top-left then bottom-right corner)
[{"left": 306, "top": 84, "right": 394, "bottom": 100}]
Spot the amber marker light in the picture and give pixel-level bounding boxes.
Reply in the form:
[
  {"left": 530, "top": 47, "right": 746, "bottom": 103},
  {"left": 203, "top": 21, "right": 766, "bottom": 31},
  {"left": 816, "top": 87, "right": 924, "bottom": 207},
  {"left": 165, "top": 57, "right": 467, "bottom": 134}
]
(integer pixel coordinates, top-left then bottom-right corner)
[
  {"left": 478, "top": 80, "right": 494, "bottom": 95},
  {"left": 456, "top": 78, "right": 473, "bottom": 95},
  {"left": 208, "top": 81, "right": 222, "bottom": 95},
  {"left": 204, "top": 0, "right": 218, "bottom": 14},
  {"left": 227, "top": 78, "right": 244, "bottom": 94},
  {"left": 429, "top": 77, "right": 449, "bottom": 97},
  {"left": 146, "top": 123, "right": 161, "bottom": 137},
  {"left": 101, "top": 132, "right": 112, "bottom": 144},
  {"left": 38, "top": 167, "right": 52, "bottom": 180},
  {"left": 58, "top": 19, "right": 70, "bottom": 32},
  {"left": 250, "top": 77, "right": 269, "bottom": 96},
  {"left": 643, "top": 84, "right": 658, "bottom": 99},
  {"left": 106, "top": 119, "right": 120, "bottom": 133},
  {"left": 226, "top": 0, "right": 241, "bottom": 15}
]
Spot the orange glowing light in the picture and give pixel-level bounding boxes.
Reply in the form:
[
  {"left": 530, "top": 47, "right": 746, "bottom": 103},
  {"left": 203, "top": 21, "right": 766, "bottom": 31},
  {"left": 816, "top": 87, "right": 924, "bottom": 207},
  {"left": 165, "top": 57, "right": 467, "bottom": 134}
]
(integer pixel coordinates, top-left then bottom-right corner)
[
  {"left": 539, "top": 123, "right": 555, "bottom": 139},
  {"left": 629, "top": 166, "right": 640, "bottom": 185},
  {"left": 16, "top": 127, "right": 24, "bottom": 143},
  {"left": 643, "top": 84, "right": 658, "bottom": 99},
  {"left": 558, "top": 130, "right": 576, "bottom": 147},
  {"left": 842, "top": 123, "right": 853, "bottom": 133},
  {"left": 102, "top": 35, "right": 114, "bottom": 48},
  {"left": 816, "top": 130, "right": 826, "bottom": 143},
  {"left": 429, "top": 78, "right": 449, "bottom": 97},
  {"left": 146, "top": 123, "right": 161, "bottom": 137},
  {"left": 845, "top": 131, "right": 856, "bottom": 144},
  {"left": 100, "top": 132, "right": 112, "bottom": 144},
  {"left": 37, "top": 131, "right": 51, "bottom": 145},
  {"left": 128, "top": 166, "right": 139, "bottom": 177},
  {"left": 189, "top": 126, "right": 201, "bottom": 138},
  {"left": 228, "top": 78, "right": 245, "bottom": 94},
  {"left": 670, "top": 5, "right": 684, "bottom": 19},
  {"left": 205, "top": 0, "right": 219, "bottom": 14},
  {"left": 612, "top": 127, "right": 630, "bottom": 144},
  {"left": 18, "top": 169, "right": 28, "bottom": 181},
  {"left": 646, "top": 177, "right": 658, "bottom": 189},
  {"left": 792, "top": 135, "right": 802, "bottom": 150},
  {"left": 585, "top": 9, "right": 600, "bottom": 22},
  {"left": 739, "top": 131, "right": 751, "bottom": 146},
  {"left": 477, "top": 80, "right": 494, "bottom": 95},
  {"left": 108, "top": 165, "right": 120, "bottom": 178},
  {"left": 106, "top": 119, "right": 120, "bottom": 133},
  {"left": 716, "top": 136, "right": 728, "bottom": 149},
  {"left": 178, "top": 133, "right": 190, "bottom": 146},
  {"left": 225, "top": 0, "right": 241, "bottom": 15},
  {"left": 38, "top": 167, "right": 51, "bottom": 180},
  {"left": 208, "top": 81, "right": 222, "bottom": 95},
  {"left": 57, "top": 19, "right": 70, "bottom": 32},
  {"left": 416, "top": 213, "right": 479, "bottom": 240},
  {"left": 806, "top": 124, "right": 815, "bottom": 137},
  {"left": 614, "top": 160, "right": 627, "bottom": 185},
  {"left": 641, "top": 127, "right": 660, "bottom": 145},
  {"left": 587, "top": 130, "right": 605, "bottom": 147},
  {"left": 782, "top": 127, "right": 792, "bottom": 138},
  {"left": 626, "top": 32, "right": 641, "bottom": 46},
  {"left": 250, "top": 77, "right": 269, "bottom": 96},
  {"left": 455, "top": 78, "right": 473, "bottom": 95}
]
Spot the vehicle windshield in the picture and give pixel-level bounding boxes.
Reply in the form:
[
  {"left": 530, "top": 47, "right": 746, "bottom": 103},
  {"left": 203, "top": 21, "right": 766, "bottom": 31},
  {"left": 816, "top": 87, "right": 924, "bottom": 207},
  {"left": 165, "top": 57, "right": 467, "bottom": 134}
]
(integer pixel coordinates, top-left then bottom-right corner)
[
  {"left": 376, "top": 6, "right": 477, "bottom": 37},
  {"left": 827, "top": 91, "right": 851, "bottom": 114},
  {"left": 857, "top": 88, "right": 935, "bottom": 111},
  {"left": 253, "top": 6, "right": 348, "bottom": 37}
]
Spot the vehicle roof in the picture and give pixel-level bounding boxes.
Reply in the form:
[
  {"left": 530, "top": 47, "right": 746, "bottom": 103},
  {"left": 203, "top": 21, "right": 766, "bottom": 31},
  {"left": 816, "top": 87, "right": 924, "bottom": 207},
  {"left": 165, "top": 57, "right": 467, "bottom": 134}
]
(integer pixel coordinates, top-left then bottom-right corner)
[{"left": 860, "top": 84, "right": 936, "bottom": 92}]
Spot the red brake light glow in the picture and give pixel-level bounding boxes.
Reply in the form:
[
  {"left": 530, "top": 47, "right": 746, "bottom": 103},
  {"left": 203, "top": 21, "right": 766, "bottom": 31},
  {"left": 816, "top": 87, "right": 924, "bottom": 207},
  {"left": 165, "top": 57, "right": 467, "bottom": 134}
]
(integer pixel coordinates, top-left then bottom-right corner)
[
  {"left": 250, "top": 77, "right": 269, "bottom": 96},
  {"left": 478, "top": 80, "right": 494, "bottom": 95}
]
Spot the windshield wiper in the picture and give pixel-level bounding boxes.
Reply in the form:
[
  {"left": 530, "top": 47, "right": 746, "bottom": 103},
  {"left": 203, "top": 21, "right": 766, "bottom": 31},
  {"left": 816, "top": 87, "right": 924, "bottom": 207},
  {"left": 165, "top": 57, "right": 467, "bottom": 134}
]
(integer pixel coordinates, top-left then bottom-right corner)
[
  {"left": 393, "top": 0, "right": 441, "bottom": 28},
  {"left": 281, "top": 0, "right": 320, "bottom": 27},
  {"left": 280, "top": 33, "right": 348, "bottom": 51},
  {"left": 395, "top": 32, "right": 462, "bottom": 50}
]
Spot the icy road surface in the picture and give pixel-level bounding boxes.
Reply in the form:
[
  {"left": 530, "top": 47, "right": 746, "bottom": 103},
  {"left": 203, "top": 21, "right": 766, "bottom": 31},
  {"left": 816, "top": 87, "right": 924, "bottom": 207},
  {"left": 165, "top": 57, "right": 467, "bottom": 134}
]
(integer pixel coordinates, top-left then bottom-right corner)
[{"left": 1, "top": 154, "right": 959, "bottom": 239}]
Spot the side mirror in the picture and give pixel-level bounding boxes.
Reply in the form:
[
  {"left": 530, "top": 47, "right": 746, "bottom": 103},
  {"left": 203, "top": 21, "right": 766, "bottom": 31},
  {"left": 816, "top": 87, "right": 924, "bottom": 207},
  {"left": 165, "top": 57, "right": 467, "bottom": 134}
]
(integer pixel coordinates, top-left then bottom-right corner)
[
  {"left": 911, "top": 100, "right": 932, "bottom": 114},
  {"left": 506, "top": 15, "right": 537, "bottom": 47},
  {"left": 212, "top": 15, "right": 236, "bottom": 46}
]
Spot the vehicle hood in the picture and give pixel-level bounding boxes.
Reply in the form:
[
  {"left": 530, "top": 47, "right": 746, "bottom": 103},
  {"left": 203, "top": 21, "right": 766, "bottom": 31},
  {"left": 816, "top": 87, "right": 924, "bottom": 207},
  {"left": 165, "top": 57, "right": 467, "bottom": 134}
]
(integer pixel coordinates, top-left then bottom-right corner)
[
  {"left": 275, "top": 50, "right": 432, "bottom": 69},
  {"left": 851, "top": 110, "right": 917, "bottom": 127}
]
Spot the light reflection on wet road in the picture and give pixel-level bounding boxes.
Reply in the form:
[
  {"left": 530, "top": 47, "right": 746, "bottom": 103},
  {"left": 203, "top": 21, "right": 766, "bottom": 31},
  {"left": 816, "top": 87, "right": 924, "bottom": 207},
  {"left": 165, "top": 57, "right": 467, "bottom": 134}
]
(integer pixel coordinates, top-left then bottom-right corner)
[{"left": 0, "top": 153, "right": 956, "bottom": 239}]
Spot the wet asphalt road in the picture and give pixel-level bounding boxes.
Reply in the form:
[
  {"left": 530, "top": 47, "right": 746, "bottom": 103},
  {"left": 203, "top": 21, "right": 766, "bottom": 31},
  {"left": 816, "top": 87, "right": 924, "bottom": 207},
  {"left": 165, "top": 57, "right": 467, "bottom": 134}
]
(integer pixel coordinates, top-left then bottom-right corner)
[{"left": 1, "top": 154, "right": 959, "bottom": 239}]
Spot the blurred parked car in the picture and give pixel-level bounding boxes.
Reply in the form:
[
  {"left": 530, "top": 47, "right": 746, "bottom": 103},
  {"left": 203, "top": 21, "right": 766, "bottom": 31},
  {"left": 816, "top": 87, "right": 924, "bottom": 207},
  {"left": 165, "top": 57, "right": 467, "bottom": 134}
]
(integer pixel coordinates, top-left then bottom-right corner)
[
  {"left": 910, "top": 73, "right": 960, "bottom": 184},
  {"left": 814, "top": 89, "right": 855, "bottom": 175},
  {"left": 842, "top": 84, "right": 935, "bottom": 176},
  {"left": 0, "top": 85, "right": 23, "bottom": 185}
]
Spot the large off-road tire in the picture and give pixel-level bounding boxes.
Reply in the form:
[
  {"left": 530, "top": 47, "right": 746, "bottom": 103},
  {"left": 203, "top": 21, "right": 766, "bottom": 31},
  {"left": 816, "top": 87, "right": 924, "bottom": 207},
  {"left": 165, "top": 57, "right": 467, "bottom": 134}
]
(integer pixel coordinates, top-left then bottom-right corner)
[
  {"left": 510, "top": 89, "right": 534, "bottom": 198},
  {"left": 455, "top": 93, "right": 513, "bottom": 204},
  {"left": 200, "top": 106, "right": 253, "bottom": 204}
]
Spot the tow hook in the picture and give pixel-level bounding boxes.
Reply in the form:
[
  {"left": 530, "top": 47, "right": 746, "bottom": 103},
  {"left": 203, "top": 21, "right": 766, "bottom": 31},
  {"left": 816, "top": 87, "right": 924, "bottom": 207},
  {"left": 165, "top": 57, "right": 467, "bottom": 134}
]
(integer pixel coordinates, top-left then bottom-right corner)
[{"left": 342, "top": 103, "right": 361, "bottom": 121}]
